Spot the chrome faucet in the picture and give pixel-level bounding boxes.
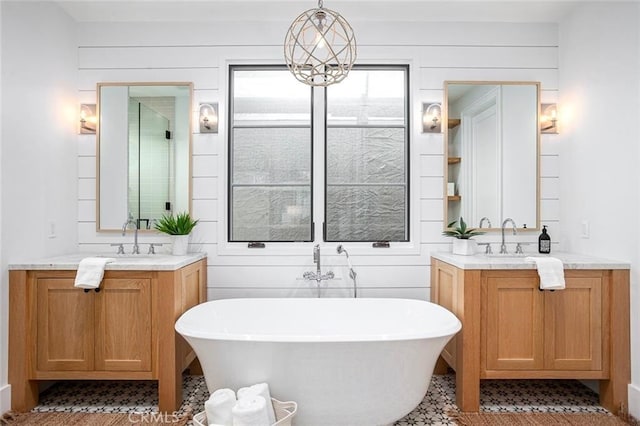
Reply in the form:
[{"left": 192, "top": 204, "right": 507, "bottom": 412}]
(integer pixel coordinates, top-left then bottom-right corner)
[
  {"left": 500, "top": 218, "right": 517, "bottom": 254},
  {"left": 479, "top": 217, "right": 492, "bottom": 228},
  {"left": 122, "top": 214, "right": 140, "bottom": 255},
  {"left": 302, "top": 244, "right": 335, "bottom": 297}
]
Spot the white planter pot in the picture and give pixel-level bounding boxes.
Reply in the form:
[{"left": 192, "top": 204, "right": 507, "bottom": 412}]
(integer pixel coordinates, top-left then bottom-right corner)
[
  {"left": 452, "top": 239, "right": 477, "bottom": 256},
  {"left": 171, "top": 234, "right": 190, "bottom": 256}
]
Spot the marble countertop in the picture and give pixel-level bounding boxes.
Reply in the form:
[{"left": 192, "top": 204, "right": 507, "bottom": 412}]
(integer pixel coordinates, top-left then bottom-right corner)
[
  {"left": 431, "top": 251, "right": 630, "bottom": 270},
  {"left": 8, "top": 252, "right": 207, "bottom": 271}
]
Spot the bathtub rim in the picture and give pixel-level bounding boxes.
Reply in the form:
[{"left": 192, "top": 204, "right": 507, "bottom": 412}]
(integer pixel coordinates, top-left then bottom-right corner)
[{"left": 175, "top": 297, "right": 462, "bottom": 343}]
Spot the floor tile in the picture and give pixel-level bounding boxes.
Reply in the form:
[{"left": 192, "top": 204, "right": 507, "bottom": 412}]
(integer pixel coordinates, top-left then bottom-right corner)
[{"left": 33, "top": 373, "right": 608, "bottom": 425}]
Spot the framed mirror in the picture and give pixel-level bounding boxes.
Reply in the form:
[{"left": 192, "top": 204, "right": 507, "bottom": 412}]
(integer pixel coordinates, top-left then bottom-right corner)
[
  {"left": 97, "top": 82, "right": 193, "bottom": 231},
  {"left": 444, "top": 81, "right": 540, "bottom": 231}
]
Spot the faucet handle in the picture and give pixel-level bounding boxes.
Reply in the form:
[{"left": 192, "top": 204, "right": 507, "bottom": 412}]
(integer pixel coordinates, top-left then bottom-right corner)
[
  {"left": 478, "top": 243, "right": 493, "bottom": 254},
  {"left": 110, "top": 243, "right": 125, "bottom": 255},
  {"left": 148, "top": 243, "right": 163, "bottom": 254}
]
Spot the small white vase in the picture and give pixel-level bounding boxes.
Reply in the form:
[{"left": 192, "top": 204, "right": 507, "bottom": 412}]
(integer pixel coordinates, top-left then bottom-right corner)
[
  {"left": 452, "top": 239, "right": 477, "bottom": 256},
  {"left": 171, "top": 234, "right": 190, "bottom": 256}
]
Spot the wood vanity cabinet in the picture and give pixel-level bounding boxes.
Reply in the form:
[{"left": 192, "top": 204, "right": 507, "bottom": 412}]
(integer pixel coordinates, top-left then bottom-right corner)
[
  {"left": 9, "top": 258, "right": 207, "bottom": 414},
  {"left": 431, "top": 258, "right": 630, "bottom": 415}
]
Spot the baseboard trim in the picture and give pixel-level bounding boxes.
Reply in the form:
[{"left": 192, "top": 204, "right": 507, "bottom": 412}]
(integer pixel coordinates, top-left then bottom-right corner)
[
  {"left": 629, "top": 383, "right": 640, "bottom": 420},
  {"left": 0, "top": 384, "right": 10, "bottom": 416}
]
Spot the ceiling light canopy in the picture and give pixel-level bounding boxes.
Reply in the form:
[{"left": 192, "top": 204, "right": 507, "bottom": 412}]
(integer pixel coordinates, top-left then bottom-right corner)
[{"left": 284, "top": 0, "right": 357, "bottom": 87}]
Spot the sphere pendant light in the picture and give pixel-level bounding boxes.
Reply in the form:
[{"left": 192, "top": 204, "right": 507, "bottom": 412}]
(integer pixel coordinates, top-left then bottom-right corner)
[{"left": 284, "top": 0, "right": 357, "bottom": 87}]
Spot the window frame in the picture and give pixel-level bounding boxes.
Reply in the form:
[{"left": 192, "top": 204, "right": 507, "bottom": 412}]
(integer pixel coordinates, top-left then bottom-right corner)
[
  {"left": 227, "top": 64, "right": 315, "bottom": 243},
  {"left": 224, "top": 62, "right": 416, "bottom": 252},
  {"left": 323, "top": 64, "right": 411, "bottom": 243}
]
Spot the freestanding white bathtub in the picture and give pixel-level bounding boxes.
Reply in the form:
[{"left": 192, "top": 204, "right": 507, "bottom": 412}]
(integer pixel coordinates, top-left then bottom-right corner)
[{"left": 175, "top": 298, "right": 461, "bottom": 426}]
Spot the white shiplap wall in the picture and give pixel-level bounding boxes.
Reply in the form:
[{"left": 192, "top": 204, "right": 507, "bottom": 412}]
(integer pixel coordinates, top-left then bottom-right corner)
[{"left": 76, "top": 20, "right": 560, "bottom": 301}]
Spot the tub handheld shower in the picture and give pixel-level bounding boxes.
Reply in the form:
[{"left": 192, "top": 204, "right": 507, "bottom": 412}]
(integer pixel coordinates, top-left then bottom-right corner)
[{"left": 337, "top": 245, "right": 358, "bottom": 298}]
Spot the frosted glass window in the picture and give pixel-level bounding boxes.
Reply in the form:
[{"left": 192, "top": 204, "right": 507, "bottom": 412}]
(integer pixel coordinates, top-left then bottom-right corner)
[
  {"left": 229, "top": 66, "right": 313, "bottom": 242},
  {"left": 326, "top": 67, "right": 409, "bottom": 242},
  {"left": 228, "top": 65, "right": 409, "bottom": 243}
]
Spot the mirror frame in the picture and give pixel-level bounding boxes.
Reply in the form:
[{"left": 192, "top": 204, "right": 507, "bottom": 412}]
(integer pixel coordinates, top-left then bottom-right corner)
[
  {"left": 96, "top": 81, "right": 194, "bottom": 232},
  {"left": 443, "top": 80, "right": 541, "bottom": 232}
]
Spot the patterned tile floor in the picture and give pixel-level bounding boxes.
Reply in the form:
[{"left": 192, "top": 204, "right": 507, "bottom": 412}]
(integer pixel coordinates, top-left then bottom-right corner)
[{"left": 33, "top": 373, "right": 609, "bottom": 425}]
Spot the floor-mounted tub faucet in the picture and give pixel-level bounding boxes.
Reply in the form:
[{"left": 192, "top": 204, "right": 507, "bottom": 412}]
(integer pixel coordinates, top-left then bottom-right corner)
[
  {"left": 337, "top": 245, "right": 358, "bottom": 298},
  {"left": 500, "top": 218, "right": 517, "bottom": 254},
  {"left": 302, "top": 244, "right": 334, "bottom": 297},
  {"left": 122, "top": 214, "right": 140, "bottom": 254}
]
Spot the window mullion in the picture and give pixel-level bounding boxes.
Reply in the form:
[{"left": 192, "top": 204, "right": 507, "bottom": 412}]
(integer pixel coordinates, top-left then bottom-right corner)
[{"left": 312, "top": 86, "right": 326, "bottom": 243}]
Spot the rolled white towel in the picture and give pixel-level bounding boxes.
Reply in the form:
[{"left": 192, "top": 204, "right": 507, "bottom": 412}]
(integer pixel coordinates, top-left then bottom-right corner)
[
  {"left": 232, "top": 395, "right": 270, "bottom": 426},
  {"left": 236, "top": 383, "right": 276, "bottom": 425},
  {"left": 205, "top": 388, "right": 236, "bottom": 426}
]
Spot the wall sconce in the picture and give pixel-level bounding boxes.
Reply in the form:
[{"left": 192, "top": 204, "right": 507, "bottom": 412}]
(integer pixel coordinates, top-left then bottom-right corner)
[
  {"left": 422, "top": 103, "right": 442, "bottom": 133},
  {"left": 540, "top": 103, "right": 558, "bottom": 134},
  {"left": 79, "top": 104, "right": 96, "bottom": 134},
  {"left": 199, "top": 103, "right": 218, "bottom": 133}
]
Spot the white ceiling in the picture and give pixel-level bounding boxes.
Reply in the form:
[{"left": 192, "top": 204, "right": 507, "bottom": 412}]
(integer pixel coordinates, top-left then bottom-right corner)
[{"left": 51, "top": 0, "right": 600, "bottom": 23}]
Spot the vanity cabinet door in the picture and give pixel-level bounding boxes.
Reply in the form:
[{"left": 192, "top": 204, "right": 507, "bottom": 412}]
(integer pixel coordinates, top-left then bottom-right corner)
[
  {"left": 544, "top": 273, "right": 604, "bottom": 371},
  {"left": 95, "top": 278, "right": 152, "bottom": 372},
  {"left": 483, "top": 274, "right": 544, "bottom": 370},
  {"left": 36, "top": 278, "right": 95, "bottom": 371}
]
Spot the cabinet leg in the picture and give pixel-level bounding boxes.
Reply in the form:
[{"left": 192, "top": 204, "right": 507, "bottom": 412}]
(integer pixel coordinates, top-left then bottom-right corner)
[
  {"left": 10, "top": 380, "right": 39, "bottom": 412},
  {"left": 158, "top": 373, "right": 181, "bottom": 414},
  {"left": 455, "top": 371, "right": 480, "bottom": 412}
]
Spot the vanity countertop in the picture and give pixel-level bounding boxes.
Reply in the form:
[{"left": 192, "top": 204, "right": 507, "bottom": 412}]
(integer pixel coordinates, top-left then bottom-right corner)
[
  {"left": 431, "top": 251, "right": 630, "bottom": 270},
  {"left": 8, "top": 252, "right": 207, "bottom": 271}
]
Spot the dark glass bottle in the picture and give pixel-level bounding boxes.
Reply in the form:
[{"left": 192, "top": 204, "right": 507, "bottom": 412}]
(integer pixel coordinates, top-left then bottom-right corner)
[{"left": 538, "top": 225, "right": 551, "bottom": 254}]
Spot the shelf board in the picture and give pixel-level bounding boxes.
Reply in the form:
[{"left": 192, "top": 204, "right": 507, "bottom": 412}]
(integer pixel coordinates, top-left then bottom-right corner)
[
  {"left": 448, "top": 118, "right": 461, "bottom": 129},
  {"left": 448, "top": 195, "right": 461, "bottom": 201},
  {"left": 448, "top": 157, "right": 461, "bottom": 164}
]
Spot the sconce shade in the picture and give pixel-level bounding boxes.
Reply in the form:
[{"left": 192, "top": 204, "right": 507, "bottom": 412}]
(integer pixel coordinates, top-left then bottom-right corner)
[
  {"left": 541, "top": 103, "right": 558, "bottom": 134},
  {"left": 79, "top": 104, "right": 96, "bottom": 134},
  {"left": 284, "top": 0, "right": 357, "bottom": 87},
  {"left": 199, "top": 103, "right": 218, "bottom": 133},
  {"left": 422, "top": 102, "right": 442, "bottom": 133}
]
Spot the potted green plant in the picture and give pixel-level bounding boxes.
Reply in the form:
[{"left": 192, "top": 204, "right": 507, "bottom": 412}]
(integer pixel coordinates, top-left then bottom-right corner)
[
  {"left": 154, "top": 212, "right": 199, "bottom": 255},
  {"left": 443, "top": 217, "right": 485, "bottom": 255}
]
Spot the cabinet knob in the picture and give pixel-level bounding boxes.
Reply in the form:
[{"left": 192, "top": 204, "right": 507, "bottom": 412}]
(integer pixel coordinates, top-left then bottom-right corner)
[
  {"left": 83, "top": 289, "right": 90, "bottom": 293},
  {"left": 94, "top": 288, "right": 101, "bottom": 293}
]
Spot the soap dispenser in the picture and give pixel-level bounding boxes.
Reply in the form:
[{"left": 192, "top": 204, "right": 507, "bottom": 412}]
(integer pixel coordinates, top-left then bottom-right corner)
[{"left": 538, "top": 225, "right": 551, "bottom": 254}]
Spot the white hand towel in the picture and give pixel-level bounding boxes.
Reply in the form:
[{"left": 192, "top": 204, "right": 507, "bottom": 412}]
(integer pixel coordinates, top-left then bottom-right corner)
[
  {"left": 525, "top": 256, "right": 565, "bottom": 290},
  {"left": 232, "top": 395, "right": 270, "bottom": 426},
  {"left": 74, "top": 257, "right": 116, "bottom": 289},
  {"left": 205, "top": 388, "right": 237, "bottom": 426},
  {"left": 236, "top": 383, "right": 276, "bottom": 425}
]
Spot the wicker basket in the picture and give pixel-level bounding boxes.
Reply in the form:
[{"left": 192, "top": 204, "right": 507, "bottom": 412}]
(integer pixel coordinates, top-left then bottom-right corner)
[{"left": 193, "top": 398, "right": 297, "bottom": 426}]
